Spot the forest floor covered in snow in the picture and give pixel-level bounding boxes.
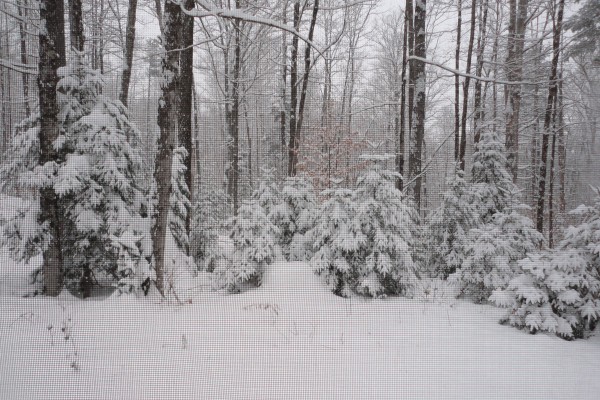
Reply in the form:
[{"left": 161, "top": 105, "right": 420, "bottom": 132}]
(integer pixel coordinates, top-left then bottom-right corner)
[{"left": 1, "top": 249, "right": 600, "bottom": 399}]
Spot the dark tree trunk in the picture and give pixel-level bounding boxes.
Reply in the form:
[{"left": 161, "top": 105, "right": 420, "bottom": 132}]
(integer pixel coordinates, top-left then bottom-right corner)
[
  {"left": 17, "top": 0, "right": 31, "bottom": 117},
  {"left": 454, "top": 0, "right": 462, "bottom": 161},
  {"left": 68, "top": 0, "right": 85, "bottom": 53},
  {"left": 119, "top": 0, "right": 138, "bottom": 107},
  {"left": 38, "top": 0, "right": 66, "bottom": 296},
  {"left": 287, "top": 2, "right": 300, "bottom": 176},
  {"left": 396, "top": 9, "right": 408, "bottom": 191},
  {"left": 152, "top": 0, "right": 182, "bottom": 295},
  {"left": 473, "top": 0, "right": 488, "bottom": 144},
  {"left": 536, "top": 0, "right": 564, "bottom": 235},
  {"left": 459, "top": 0, "right": 476, "bottom": 171}
]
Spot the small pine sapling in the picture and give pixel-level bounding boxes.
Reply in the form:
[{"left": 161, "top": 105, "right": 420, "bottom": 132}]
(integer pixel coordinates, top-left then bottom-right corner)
[{"left": 213, "top": 201, "right": 279, "bottom": 292}]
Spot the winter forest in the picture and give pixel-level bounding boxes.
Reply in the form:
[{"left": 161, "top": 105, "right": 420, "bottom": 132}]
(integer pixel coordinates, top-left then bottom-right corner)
[{"left": 0, "top": 0, "right": 600, "bottom": 397}]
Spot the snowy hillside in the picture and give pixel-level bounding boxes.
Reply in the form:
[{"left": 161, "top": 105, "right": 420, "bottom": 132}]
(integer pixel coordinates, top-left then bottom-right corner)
[{"left": 1, "top": 251, "right": 599, "bottom": 399}]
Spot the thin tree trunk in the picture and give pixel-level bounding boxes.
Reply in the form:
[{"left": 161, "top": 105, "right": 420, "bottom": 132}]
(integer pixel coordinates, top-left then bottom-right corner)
[
  {"left": 17, "top": 0, "right": 30, "bottom": 117},
  {"left": 473, "top": 0, "right": 488, "bottom": 144},
  {"left": 406, "top": 0, "right": 415, "bottom": 163},
  {"left": 396, "top": 9, "right": 408, "bottom": 191},
  {"left": 179, "top": 0, "right": 194, "bottom": 230},
  {"left": 38, "top": 0, "right": 66, "bottom": 296},
  {"left": 119, "top": 0, "right": 137, "bottom": 107},
  {"left": 230, "top": 7, "right": 241, "bottom": 213},
  {"left": 454, "top": 0, "right": 462, "bottom": 161},
  {"left": 458, "top": 0, "right": 476, "bottom": 171},
  {"left": 505, "top": 0, "right": 528, "bottom": 182},
  {"left": 536, "top": 0, "right": 564, "bottom": 234},
  {"left": 287, "top": 2, "right": 300, "bottom": 176},
  {"left": 152, "top": 0, "right": 182, "bottom": 296}
]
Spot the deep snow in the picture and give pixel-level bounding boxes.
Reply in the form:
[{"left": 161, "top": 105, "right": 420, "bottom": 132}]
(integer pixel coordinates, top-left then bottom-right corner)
[{"left": 1, "top": 250, "right": 599, "bottom": 399}]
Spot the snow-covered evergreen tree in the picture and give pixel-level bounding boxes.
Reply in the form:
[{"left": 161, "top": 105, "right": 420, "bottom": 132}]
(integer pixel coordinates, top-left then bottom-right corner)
[
  {"left": 491, "top": 188, "right": 600, "bottom": 339},
  {"left": 450, "top": 131, "right": 543, "bottom": 301},
  {"left": 213, "top": 200, "right": 279, "bottom": 292},
  {"left": 252, "top": 168, "right": 281, "bottom": 219},
  {"left": 0, "top": 57, "right": 150, "bottom": 294},
  {"left": 271, "top": 176, "right": 317, "bottom": 261},
  {"left": 311, "top": 155, "right": 420, "bottom": 297},
  {"left": 426, "top": 168, "right": 479, "bottom": 278}
]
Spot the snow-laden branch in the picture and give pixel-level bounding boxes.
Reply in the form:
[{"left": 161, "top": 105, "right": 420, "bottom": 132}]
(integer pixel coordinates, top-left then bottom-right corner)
[
  {"left": 0, "top": 57, "right": 37, "bottom": 75},
  {"left": 172, "top": 0, "right": 325, "bottom": 57},
  {"left": 408, "top": 56, "right": 550, "bottom": 86}
]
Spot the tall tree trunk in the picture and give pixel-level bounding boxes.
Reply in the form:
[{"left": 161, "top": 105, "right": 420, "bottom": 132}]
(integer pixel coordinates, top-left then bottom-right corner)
[
  {"left": 68, "top": 0, "right": 85, "bottom": 53},
  {"left": 536, "top": 0, "right": 564, "bottom": 235},
  {"left": 473, "top": 0, "right": 488, "bottom": 144},
  {"left": 287, "top": 2, "right": 300, "bottom": 176},
  {"left": 280, "top": 2, "right": 287, "bottom": 175},
  {"left": 17, "top": 0, "right": 30, "bottom": 117},
  {"left": 406, "top": 0, "right": 415, "bottom": 163},
  {"left": 119, "top": 0, "right": 138, "bottom": 107},
  {"left": 38, "top": 0, "right": 66, "bottom": 296},
  {"left": 179, "top": 0, "right": 194, "bottom": 230},
  {"left": 409, "top": 0, "right": 426, "bottom": 209},
  {"left": 229, "top": 6, "right": 241, "bottom": 213},
  {"left": 454, "top": 0, "right": 462, "bottom": 161},
  {"left": 152, "top": 0, "right": 182, "bottom": 295},
  {"left": 397, "top": 9, "right": 408, "bottom": 191},
  {"left": 295, "top": 0, "right": 319, "bottom": 143},
  {"left": 505, "top": 0, "right": 528, "bottom": 182},
  {"left": 458, "top": 0, "right": 476, "bottom": 171}
]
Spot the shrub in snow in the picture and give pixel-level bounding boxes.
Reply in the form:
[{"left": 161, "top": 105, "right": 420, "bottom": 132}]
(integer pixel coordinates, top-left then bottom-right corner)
[
  {"left": 448, "top": 131, "right": 543, "bottom": 302},
  {"left": 212, "top": 201, "right": 279, "bottom": 292},
  {"left": 271, "top": 176, "right": 317, "bottom": 261},
  {"left": 190, "top": 184, "right": 228, "bottom": 271},
  {"left": 426, "top": 168, "right": 479, "bottom": 279},
  {"left": 491, "top": 188, "right": 600, "bottom": 339},
  {"left": 0, "top": 58, "right": 151, "bottom": 294},
  {"left": 311, "top": 156, "right": 420, "bottom": 297}
]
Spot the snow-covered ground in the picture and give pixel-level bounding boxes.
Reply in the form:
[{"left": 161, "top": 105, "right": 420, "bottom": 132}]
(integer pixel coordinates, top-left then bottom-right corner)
[{"left": 1, "top": 250, "right": 599, "bottom": 399}]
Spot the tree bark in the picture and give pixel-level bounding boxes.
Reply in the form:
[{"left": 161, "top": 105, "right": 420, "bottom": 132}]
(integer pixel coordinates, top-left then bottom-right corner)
[
  {"left": 119, "top": 0, "right": 138, "bottom": 107},
  {"left": 38, "top": 0, "right": 66, "bottom": 296},
  {"left": 458, "top": 0, "right": 476, "bottom": 171},
  {"left": 17, "top": 0, "right": 30, "bottom": 117},
  {"left": 473, "top": 0, "right": 488, "bottom": 144},
  {"left": 68, "top": 0, "right": 85, "bottom": 53},
  {"left": 408, "top": 0, "right": 426, "bottom": 210},
  {"left": 287, "top": 2, "right": 300, "bottom": 176},
  {"left": 454, "top": 0, "right": 462, "bottom": 161},
  {"left": 396, "top": 8, "right": 408, "bottom": 191},
  {"left": 152, "top": 0, "right": 182, "bottom": 295},
  {"left": 536, "top": 0, "right": 564, "bottom": 235},
  {"left": 179, "top": 0, "right": 194, "bottom": 229},
  {"left": 505, "top": 0, "right": 528, "bottom": 182}
]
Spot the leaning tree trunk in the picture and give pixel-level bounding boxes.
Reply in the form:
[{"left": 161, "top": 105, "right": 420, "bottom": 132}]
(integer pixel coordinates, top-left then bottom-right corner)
[
  {"left": 536, "top": 0, "right": 564, "bottom": 235},
  {"left": 119, "top": 0, "right": 138, "bottom": 107},
  {"left": 38, "top": 0, "right": 66, "bottom": 296},
  {"left": 152, "top": 0, "right": 182, "bottom": 296}
]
